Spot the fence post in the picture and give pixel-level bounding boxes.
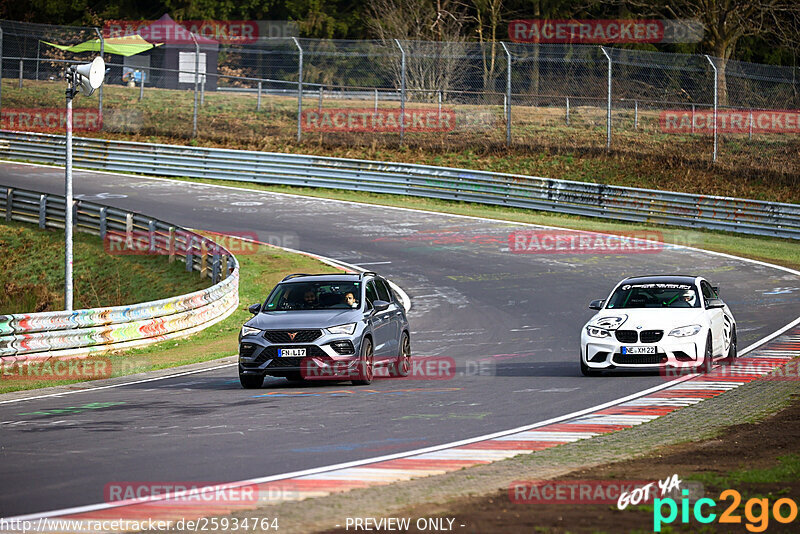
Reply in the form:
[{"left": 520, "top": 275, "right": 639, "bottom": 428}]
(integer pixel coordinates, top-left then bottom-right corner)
[
  {"left": 634, "top": 100, "right": 639, "bottom": 129},
  {"left": 291, "top": 37, "right": 303, "bottom": 142},
  {"left": 4, "top": 188, "right": 10, "bottom": 221},
  {"left": 704, "top": 55, "right": 718, "bottom": 163},
  {"left": 257, "top": 81, "right": 262, "bottom": 111},
  {"left": 200, "top": 75, "right": 205, "bottom": 106},
  {"left": 190, "top": 32, "right": 199, "bottom": 138},
  {"left": 438, "top": 90, "right": 442, "bottom": 121},
  {"left": 500, "top": 41, "right": 512, "bottom": 147},
  {"left": 139, "top": 68, "right": 145, "bottom": 100},
  {"left": 691, "top": 104, "right": 695, "bottom": 133},
  {"left": 394, "top": 39, "right": 406, "bottom": 143},
  {"left": 18, "top": 58, "right": 22, "bottom": 88},
  {"left": 748, "top": 110, "right": 753, "bottom": 140},
  {"left": 599, "top": 46, "right": 612, "bottom": 150},
  {"left": 94, "top": 28, "right": 104, "bottom": 121},
  {"left": 36, "top": 40, "right": 40, "bottom": 81},
  {"left": 374, "top": 88, "right": 378, "bottom": 112},
  {"left": 99, "top": 207, "right": 107, "bottom": 239},
  {"left": 1, "top": 27, "right": 4, "bottom": 116},
  {"left": 565, "top": 96, "right": 570, "bottom": 125},
  {"left": 318, "top": 85, "right": 323, "bottom": 113}
]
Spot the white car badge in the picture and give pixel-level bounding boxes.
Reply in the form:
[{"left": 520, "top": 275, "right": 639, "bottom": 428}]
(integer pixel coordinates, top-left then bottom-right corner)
[{"left": 636, "top": 325, "right": 643, "bottom": 329}]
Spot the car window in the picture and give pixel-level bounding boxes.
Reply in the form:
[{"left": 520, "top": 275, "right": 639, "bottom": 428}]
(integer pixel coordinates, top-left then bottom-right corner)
[
  {"left": 375, "top": 278, "right": 392, "bottom": 302},
  {"left": 365, "top": 281, "right": 379, "bottom": 306},
  {"left": 606, "top": 282, "right": 700, "bottom": 309},
  {"left": 263, "top": 281, "right": 360, "bottom": 311},
  {"left": 701, "top": 281, "right": 715, "bottom": 299}
]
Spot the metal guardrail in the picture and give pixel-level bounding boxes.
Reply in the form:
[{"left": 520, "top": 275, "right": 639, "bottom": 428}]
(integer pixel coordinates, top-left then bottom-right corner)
[
  {"left": 0, "top": 184, "right": 239, "bottom": 361},
  {"left": 1, "top": 130, "right": 798, "bottom": 240}
]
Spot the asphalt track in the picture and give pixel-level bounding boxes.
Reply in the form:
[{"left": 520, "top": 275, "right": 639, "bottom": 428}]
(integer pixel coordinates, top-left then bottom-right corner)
[{"left": 1, "top": 162, "right": 799, "bottom": 517}]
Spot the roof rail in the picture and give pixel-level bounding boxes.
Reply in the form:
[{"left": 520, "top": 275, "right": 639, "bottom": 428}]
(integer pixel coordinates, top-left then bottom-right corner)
[{"left": 281, "top": 273, "right": 313, "bottom": 281}]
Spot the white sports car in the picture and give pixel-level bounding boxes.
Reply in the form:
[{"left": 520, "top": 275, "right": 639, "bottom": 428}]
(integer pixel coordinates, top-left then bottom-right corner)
[{"left": 580, "top": 275, "right": 737, "bottom": 376}]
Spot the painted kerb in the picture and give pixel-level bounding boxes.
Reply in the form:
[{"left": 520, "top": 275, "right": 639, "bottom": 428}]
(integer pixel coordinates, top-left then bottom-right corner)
[
  {"left": 1, "top": 131, "right": 797, "bottom": 240},
  {"left": 0, "top": 185, "right": 239, "bottom": 361}
]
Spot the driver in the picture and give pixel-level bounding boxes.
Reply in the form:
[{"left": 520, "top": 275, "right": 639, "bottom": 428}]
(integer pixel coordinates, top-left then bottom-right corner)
[
  {"left": 681, "top": 290, "right": 696, "bottom": 307},
  {"left": 302, "top": 290, "right": 318, "bottom": 308},
  {"left": 344, "top": 292, "right": 358, "bottom": 308}
]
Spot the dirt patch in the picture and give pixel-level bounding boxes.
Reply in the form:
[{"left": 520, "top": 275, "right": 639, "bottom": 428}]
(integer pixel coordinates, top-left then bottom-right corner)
[{"left": 324, "top": 393, "right": 800, "bottom": 533}]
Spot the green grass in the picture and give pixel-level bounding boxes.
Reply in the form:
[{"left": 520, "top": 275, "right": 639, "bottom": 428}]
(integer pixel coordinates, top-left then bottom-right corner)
[
  {"left": 689, "top": 454, "right": 800, "bottom": 488},
  {"left": 0, "top": 220, "right": 210, "bottom": 313},
  {"left": 0, "top": 229, "right": 340, "bottom": 394}
]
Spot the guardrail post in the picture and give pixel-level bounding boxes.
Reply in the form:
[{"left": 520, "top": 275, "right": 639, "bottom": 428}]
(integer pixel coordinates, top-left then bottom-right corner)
[
  {"left": 148, "top": 220, "right": 156, "bottom": 253},
  {"left": 6, "top": 188, "right": 12, "bottom": 221},
  {"left": 191, "top": 32, "right": 199, "bottom": 138},
  {"left": 186, "top": 246, "right": 194, "bottom": 272},
  {"left": 600, "top": 46, "right": 612, "bottom": 151},
  {"left": 212, "top": 254, "right": 220, "bottom": 283},
  {"left": 200, "top": 240, "right": 208, "bottom": 278},
  {"left": 500, "top": 42, "right": 512, "bottom": 147},
  {"left": 291, "top": 37, "right": 303, "bottom": 142},
  {"left": 705, "top": 55, "right": 718, "bottom": 163},
  {"left": 169, "top": 226, "right": 176, "bottom": 262},
  {"left": 99, "top": 207, "right": 107, "bottom": 238},
  {"left": 394, "top": 39, "right": 406, "bottom": 143},
  {"left": 39, "top": 194, "right": 46, "bottom": 228},
  {"left": 257, "top": 81, "right": 262, "bottom": 111},
  {"left": 566, "top": 97, "right": 570, "bottom": 125}
]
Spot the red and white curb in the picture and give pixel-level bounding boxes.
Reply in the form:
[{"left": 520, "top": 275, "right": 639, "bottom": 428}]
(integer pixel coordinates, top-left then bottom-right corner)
[{"left": 5, "top": 325, "right": 799, "bottom": 531}]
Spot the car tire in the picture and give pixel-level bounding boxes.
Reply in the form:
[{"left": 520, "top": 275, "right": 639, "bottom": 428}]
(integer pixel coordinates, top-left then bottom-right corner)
[
  {"left": 723, "top": 327, "right": 737, "bottom": 364},
  {"left": 389, "top": 333, "right": 411, "bottom": 377},
  {"left": 352, "top": 337, "right": 374, "bottom": 385},
  {"left": 239, "top": 373, "right": 264, "bottom": 389},
  {"left": 701, "top": 334, "right": 715, "bottom": 373},
  {"left": 580, "top": 358, "right": 600, "bottom": 377}
]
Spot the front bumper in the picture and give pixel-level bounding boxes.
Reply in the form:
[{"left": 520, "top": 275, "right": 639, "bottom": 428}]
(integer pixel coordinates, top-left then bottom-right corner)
[{"left": 581, "top": 332, "right": 702, "bottom": 370}]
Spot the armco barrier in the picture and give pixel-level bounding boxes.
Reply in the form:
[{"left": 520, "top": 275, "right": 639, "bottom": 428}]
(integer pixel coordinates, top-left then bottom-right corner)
[
  {"left": 0, "top": 185, "right": 239, "bottom": 361},
  {"left": 1, "top": 131, "right": 798, "bottom": 240}
]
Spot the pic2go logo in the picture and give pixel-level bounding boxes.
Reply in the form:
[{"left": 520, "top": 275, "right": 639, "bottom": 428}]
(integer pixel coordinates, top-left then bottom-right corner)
[{"left": 654, "top": 489, "right": 799, "bottom": 532}]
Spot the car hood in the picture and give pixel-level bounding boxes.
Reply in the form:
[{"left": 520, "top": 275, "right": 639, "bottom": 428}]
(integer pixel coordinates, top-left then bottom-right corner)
[
  {"left": 246, "top": 309, "right": 362, "bottom": 330},
  {"left": 587, "top": 308, "right": 708, "bottom": 331}
]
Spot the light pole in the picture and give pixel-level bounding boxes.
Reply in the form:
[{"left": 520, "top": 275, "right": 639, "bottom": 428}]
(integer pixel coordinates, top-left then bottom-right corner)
[{"left": 64, "top": 56, "right": 105, "bottom": 311}]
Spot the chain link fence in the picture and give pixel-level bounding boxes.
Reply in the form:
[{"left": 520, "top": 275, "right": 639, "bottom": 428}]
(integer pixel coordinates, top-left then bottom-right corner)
[{"left": 1, "top": 19, "right": 798, "bottom": 178}]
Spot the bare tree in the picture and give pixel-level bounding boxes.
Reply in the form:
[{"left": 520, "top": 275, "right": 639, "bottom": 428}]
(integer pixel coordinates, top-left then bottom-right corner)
[
  {"left": 473, "top": 0, "right": 503, "bottom": 93},
  {"left": 365, "top": 0, "right": 471, "bottom": 99}
]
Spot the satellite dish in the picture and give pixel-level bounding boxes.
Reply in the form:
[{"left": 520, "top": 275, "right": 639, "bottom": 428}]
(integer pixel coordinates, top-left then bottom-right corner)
[{"left": 74, "top": 56, "right": 105, "bottom": 96}]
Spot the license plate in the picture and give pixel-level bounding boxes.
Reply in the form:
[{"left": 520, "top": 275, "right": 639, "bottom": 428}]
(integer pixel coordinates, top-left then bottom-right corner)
[
  {"left": 622, "top": 346, "right": 656, "bottom": 355},
  {"left": 278, "top": 348, "right": 306, "bottom": 357}
]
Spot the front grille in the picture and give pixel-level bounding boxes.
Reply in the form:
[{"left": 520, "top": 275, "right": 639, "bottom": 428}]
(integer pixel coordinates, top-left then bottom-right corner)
[
  {"left": 267, "top": 357, "right": 305, "bottom": 368},
  {"left": 612, "top": 353, "right": 667, "bottom": 365},
  {"left": 255, "top": 345, "right": 327, "bottom": 364},
  {"left": 615, "top": 330, "right": 638, "bottom": 343},
  {"left": 640, "top": 330, "right": 664, "bottom": 343},
  {"left": 263, "top": 330, "right": 322, "bottom": 343},
  {"left": 239, "top": 343, "right": 257, "bottom": 358},
  {"left": 330, "top": 340, "right": 355, "bottom": 355}
]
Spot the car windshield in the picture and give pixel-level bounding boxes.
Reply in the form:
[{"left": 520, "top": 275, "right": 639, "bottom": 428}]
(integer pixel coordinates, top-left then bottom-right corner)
[
  {"left": 606, "top": 282, "right": 701, "bottom": 309},
  {"left": 263, "top": 281, "right": 361, "bottom": 311}
]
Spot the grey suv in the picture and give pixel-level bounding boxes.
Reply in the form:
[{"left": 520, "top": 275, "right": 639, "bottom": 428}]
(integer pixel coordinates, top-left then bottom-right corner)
[{"left": 238, "top": 272, "right": 411, "bottom": 388}]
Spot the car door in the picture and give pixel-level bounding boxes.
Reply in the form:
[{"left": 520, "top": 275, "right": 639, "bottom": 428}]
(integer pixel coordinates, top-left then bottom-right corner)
[
  {"left": 365, "top": 280, "right": 392, "bottom": 358},
  {"left": 701, "top": 280, "right": 724, "bottom": 356},
  {"left": 375, "top": 277, "right": 402, "bottom": 356}
]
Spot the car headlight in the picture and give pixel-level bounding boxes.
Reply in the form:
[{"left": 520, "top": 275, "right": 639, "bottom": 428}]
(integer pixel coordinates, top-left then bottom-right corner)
[
  {"left": 327, "top": 323, "right": 356, "bottom": 335},
  {"left": 668, "top": 324, "right": 702, "bottom": 337},
  {"left": 586, "top": 326, "right": 611, "bottom": 338},
  {"left": 241, "top": 325, "right": 261, "bottom": 337}
]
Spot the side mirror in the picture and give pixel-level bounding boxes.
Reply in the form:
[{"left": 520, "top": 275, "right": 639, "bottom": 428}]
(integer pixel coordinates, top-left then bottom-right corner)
[
  {"left": 705, "top": 298, "right": 725, "bottom": 309},
  {"left": 589, "top": 299, "right": 605, "bottom": 311},
  {"left": 248, "top": 303, "right": 262, "bottom": 314},
  {"left": 372, "top": 300, "right": 390, "bottom": 312}
]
